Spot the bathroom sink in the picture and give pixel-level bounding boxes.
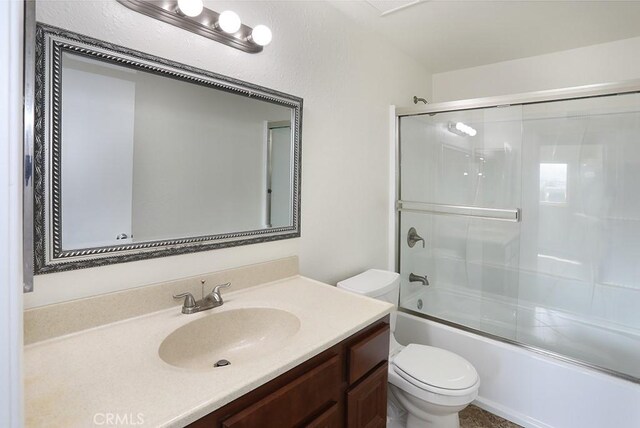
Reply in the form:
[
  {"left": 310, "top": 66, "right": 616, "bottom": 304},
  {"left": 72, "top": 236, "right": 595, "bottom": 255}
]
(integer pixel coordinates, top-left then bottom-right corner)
[{"left": 159, "top": 308, "right": 300, "bottom": 370}]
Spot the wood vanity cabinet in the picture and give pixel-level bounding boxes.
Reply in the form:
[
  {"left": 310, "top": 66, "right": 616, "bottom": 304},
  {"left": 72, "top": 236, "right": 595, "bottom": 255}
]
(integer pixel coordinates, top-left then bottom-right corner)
[{"left": 188, "top": 315, "right": 390, "bottom": 428}]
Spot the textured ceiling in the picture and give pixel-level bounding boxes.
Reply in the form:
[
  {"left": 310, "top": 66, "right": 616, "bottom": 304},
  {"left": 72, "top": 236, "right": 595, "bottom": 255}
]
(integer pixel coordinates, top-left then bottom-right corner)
[{"left": 329, "top": 0, "right": 640, "bottom": 73}]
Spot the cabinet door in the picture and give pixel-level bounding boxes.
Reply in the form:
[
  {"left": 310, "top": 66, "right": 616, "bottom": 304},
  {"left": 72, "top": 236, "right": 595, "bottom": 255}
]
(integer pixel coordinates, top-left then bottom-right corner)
[
  {"left": 346, "top": 363, "right": 388, "bottom": 428},
  {"left": 348, "top": 325, "right": 389, "bottom": 385},
  {"left": 222, "top": 355, "right": 341, "bottom": 428}
]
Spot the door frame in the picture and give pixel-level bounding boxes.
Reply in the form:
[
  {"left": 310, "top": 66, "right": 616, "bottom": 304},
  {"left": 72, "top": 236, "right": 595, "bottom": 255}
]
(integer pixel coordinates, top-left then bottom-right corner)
[{"left": 0, "top": 0, "right": 26, "bottom": 426}]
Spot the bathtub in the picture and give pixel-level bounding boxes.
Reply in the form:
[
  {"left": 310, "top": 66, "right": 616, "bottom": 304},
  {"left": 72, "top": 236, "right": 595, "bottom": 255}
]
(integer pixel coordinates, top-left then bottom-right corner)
[{"left": 394, "top": 310, "right": 640, "bottom": 428}]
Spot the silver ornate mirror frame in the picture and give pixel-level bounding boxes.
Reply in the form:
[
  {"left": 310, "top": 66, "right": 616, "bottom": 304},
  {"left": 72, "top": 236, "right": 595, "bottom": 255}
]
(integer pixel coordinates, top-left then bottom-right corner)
[{"left": 32, "top": 23, "right": 303, "bottom": 274}]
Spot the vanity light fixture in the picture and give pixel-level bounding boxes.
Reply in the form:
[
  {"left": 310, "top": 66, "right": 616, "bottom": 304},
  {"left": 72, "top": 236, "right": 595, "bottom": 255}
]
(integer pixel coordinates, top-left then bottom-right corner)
[
  {"left": 176, "top": 0, "right": 203, "bottom": 17},
  {"left": 116, "top": 0, "right": 272, "bottom": 53},
  {"left": 217, "top": 11, "right": 242, "bottom": 33},
  {"left": 447, "top": 121, "right": 477, "bottom": 137},
  {"left": 250, "top": 25, "right": 273, "bottom": 47}
]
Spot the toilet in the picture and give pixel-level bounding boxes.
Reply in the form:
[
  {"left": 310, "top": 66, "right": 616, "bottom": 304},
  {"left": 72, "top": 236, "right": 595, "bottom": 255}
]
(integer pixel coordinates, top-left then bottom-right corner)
[{"left": 337, "top": 269, "right": 479, "bottom": 428}]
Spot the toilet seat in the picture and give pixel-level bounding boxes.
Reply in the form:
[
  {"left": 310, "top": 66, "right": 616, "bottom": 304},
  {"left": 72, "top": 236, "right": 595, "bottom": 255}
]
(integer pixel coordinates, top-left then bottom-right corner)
[
  {"left": 391, "top": 344, "right": 479, "bottom": 397},
  {"left": 388, "top": 366, "right": 479, "bottom": 409}
]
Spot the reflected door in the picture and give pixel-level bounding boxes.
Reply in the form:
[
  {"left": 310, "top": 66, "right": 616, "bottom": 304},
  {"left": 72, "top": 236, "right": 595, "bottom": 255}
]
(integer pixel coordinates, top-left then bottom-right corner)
[
  {"left": 61, "top": 61, "right": 135, "bottom": 249},
  {"left": 266, "top": 123, "right": 293, "bottom": 228}
]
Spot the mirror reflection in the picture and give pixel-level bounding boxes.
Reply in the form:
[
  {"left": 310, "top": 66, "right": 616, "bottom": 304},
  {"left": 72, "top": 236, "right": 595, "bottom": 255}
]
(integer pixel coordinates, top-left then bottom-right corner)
[{"left": 60, "top": 52, "right": 294, "bottom": 250}]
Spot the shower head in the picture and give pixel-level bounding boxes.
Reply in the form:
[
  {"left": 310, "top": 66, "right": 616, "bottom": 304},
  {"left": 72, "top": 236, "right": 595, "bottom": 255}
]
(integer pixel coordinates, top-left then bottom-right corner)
[{"left": 413, "top": 95, "right": 428, "bottom": 105}]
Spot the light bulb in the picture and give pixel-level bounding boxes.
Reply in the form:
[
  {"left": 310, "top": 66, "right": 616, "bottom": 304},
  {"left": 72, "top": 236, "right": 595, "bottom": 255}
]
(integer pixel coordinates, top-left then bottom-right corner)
[
  {"left": 217, "top": 10, "right": 241, "bottom": 33},
  {"left": 177, "top": 0, "right": 203, "bottom": 17},
  {"left": 455, "top": 122, "right": 477, "bottom": 137},
  {"left": 251, "top": 25, "right": 272, "bottom": 46}
]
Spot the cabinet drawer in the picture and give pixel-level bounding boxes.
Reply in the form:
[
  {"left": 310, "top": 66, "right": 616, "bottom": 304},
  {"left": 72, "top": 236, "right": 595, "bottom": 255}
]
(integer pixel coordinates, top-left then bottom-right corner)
[
  {"left": 304, "top": 402, "right": 340, "bottom": 428},
  {"left": 348, "top": 324, "right": 390, "bottom": 385},
  {"left": 347, "top": 363, "right": 388, "bottom": 428},
  {"left": 222, "top": 355, "right": 341, "bottom": 428}
]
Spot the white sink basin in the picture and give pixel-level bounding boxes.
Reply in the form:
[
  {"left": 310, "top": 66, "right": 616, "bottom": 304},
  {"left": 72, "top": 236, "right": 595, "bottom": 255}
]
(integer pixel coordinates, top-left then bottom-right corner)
[{"left": 159, "top": 308, "right": 300, "bottom": 370}]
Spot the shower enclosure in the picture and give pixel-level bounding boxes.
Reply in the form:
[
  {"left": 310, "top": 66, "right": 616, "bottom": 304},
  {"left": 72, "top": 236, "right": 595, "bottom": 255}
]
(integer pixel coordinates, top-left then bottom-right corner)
[{"left": 396, "top": 82, "right": 640, "bottom": 383}]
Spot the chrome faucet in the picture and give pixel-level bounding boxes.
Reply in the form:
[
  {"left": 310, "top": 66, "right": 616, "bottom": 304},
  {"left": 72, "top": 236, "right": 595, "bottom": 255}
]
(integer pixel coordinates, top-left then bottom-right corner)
[
  {"left": 409, "top": 273, "right": 429, "bottom": 286},
  {"left": 173, "top": 282, "right": 231, "bottom": 314}
]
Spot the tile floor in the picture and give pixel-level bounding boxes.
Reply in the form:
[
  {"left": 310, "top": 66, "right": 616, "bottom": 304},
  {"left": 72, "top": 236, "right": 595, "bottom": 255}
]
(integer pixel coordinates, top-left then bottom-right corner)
[{"left": 459, "top": 405, "right": 522, "bottom": 428}]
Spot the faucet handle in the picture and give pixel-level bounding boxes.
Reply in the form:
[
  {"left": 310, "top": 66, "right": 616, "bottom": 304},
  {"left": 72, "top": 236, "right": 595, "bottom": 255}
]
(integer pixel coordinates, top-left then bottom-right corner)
[
  {"left": 210, "top": 282, "right": 231, "bottom": 303},
  {"left": 212, "top": 282, "right": 231, "bottom": 296},
  {"left": 213, "top": 282, "right": 231, "bottom": 294},
  {"left": 173, "top": 292, "right": 196, "bottom": 309},
  {"left": 407, "top": 227, "right": 425, "bottom": 248}
]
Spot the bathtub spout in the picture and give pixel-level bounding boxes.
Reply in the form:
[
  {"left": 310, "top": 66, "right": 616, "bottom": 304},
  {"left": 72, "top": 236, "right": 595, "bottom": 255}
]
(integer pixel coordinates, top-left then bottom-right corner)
[{"left": 409, "top": 273, "right": 429, "bottom": 286}]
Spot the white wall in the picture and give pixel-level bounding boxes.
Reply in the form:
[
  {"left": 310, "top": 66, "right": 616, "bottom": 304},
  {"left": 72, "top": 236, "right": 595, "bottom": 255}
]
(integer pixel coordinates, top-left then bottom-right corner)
[
  {"left": 432, "top": 35, "right": 640, "bottom": 102},
  {"left": 130, "top": 70, "right": 290, "bottom": 240},
  {"left": 0, "top": 0, "right": 24, "bottom": 426},
  {"left": 26, "top": 0, "right": 431, "bottom": 308}
]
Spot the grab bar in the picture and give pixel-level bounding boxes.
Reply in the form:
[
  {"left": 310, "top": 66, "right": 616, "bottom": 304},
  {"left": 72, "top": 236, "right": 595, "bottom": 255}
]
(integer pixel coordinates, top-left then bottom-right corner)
[{"left": 397, "top": 201, "right": 520, "bottom": 222}]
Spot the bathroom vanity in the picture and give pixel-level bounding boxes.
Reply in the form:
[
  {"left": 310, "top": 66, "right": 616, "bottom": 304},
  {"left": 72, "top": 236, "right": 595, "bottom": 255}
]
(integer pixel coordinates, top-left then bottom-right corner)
[
  {"left": 190, "top": 316, "right": 390, "bottom": 427},
  {"left": 24, "top": 266, "right": 393, "bottom": 428}
]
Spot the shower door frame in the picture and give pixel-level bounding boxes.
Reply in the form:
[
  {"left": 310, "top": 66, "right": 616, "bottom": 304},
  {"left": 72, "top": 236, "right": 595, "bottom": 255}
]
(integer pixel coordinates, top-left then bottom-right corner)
[{"left": 394, "top": 78, "right": 640, "bottom": 385}]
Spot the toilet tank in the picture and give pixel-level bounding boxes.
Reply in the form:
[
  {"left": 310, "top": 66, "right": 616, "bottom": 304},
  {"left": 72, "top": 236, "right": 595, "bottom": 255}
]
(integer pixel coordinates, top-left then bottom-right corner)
[{"left": 337, "top": 269, "right": 400, "bottom": 306}]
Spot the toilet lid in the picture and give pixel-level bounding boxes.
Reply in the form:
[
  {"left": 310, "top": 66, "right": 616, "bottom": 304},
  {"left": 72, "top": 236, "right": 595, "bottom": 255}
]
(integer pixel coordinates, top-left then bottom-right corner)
[{"left": 392, "top": 344, "right": 478, "bottom": 391}]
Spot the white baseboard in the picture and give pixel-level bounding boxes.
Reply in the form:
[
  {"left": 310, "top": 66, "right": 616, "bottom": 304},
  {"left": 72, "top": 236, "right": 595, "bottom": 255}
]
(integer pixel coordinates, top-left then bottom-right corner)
[{"left": 473, "top": 397, "right": 553, "bottom": 428}]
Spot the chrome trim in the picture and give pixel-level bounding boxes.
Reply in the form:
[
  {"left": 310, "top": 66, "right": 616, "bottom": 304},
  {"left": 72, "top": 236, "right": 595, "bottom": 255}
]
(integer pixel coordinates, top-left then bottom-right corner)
[
  {"left": 396, "top": 79, "right": 640, "bottom": 117},
  {"left": 398, "top": 307, "right": 640, "bottom": 385},
  {"left": 22, "top": 0, "right": 35, "bottom": 292},
  {"left": 398, "top": 201, "right": 520, "bottom": 222},
  {"left": 394, "top": 112, "right": 401, "bottom": 273},
  {"left": 33, "top": 24, "right": 303, "bottom": 274}
]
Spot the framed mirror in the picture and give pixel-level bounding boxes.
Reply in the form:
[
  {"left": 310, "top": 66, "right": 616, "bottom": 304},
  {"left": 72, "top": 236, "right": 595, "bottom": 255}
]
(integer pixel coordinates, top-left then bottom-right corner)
[{"left": 33, "top": 24, "right": 302, "bottom": 274}]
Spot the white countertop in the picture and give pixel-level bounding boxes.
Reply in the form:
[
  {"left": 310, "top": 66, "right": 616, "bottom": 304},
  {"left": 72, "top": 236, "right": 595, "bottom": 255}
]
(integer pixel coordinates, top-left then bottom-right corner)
[{"left": 25, "top": 276, "right": 393, "bottom": 427}]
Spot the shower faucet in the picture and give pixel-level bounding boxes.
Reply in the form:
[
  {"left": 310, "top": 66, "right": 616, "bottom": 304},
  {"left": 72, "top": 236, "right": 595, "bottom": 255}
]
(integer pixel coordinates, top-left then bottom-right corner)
[
  {"left": 409, "top": 273, "right": 429, "bottom": 286},
  {"left": 407, "top": 227, "right": 425, "bottom": 248}
]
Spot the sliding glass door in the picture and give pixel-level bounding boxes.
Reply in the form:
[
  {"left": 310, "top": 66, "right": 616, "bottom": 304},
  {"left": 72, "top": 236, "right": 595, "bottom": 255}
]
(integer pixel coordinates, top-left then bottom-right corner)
[{"left": 398, "top": 92, "right": 640, "bottom": 381}]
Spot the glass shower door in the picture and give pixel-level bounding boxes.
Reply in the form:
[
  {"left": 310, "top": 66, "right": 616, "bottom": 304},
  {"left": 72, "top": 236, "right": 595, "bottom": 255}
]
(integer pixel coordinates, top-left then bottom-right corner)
[
  {"left": 398, "top": 105, "right": 523, "bottom": 340},
  {"left": 398, "top": 91, "right": 640, "bottom": 381},
  {"left": 517, "top": 93, "right": 640, "bottom": 378}
]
